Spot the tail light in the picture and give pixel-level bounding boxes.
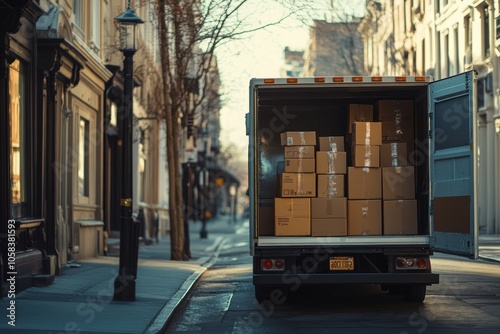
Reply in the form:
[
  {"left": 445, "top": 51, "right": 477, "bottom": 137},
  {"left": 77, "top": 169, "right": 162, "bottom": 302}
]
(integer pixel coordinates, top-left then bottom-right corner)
[
  {"left": 260, "top": 259, "right": 285, "bottom": 271},
  {"left": 395, "top": 257, "right": 429, "bottom": 270}
]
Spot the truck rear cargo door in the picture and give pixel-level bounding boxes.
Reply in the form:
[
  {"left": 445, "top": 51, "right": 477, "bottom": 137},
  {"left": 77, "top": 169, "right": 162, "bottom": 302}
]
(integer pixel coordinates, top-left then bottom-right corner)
[{"left": 429, "top": 71, "right": 478, "bottom": 259}]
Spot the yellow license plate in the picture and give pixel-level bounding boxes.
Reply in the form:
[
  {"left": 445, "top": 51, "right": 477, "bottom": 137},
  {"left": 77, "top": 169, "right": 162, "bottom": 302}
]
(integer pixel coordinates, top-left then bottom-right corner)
[{"left": 329, "top": 256, "right": 354, "bottom": 271}]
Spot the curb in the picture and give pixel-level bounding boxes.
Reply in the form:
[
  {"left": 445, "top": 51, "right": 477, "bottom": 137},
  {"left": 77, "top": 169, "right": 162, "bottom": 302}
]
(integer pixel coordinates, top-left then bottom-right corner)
[
  {"left": 479, "top": 255, "right": 500, "bottom": 264},
  {"left": 143, "top": 236, "right": 227, "bottom": 334}
]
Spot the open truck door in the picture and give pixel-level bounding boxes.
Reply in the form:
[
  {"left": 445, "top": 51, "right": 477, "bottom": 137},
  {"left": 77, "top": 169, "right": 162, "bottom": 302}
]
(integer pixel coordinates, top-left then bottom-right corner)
[{"left": 429, "top": 71, "right": 478, "bottom": 259}]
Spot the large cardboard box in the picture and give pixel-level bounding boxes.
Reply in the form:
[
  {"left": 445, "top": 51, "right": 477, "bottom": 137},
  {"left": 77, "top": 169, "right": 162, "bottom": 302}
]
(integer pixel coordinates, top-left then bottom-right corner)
[
  {"left": 275, "top": 198, "right": 311, "bottom": 236},
  {"left": 352, "top": 145, "right": 380, "bottom": 167},
  {"left": 279, "top": 172, "right": 316, "bottom": 197},
  {"left": 319, "top": 136, "right": 345, "bottom": 152},
  {"left": 347, "top": 167, "right": 382, "bottom": 199},
  {"left": 382, "top": 167, "right": 415, "bottom": 200},
  {"left": 284, "top": 145, "right": 316, "bottom": 159},
  {"left": 311, "top": 218, "right": 347, "bottom": 236},
  {"left": 352, "top": 122, "right": 382, "bottom": 146},
  {"left": 348, "top": 200, "right": 382, "bottom": 236},
  {"left": 280, "top": 131, "right": 316, "bottom": 146},
  {"left": 311, "top": 197, "right": 347, "bottom": 218},
  {"left": 316, "top": 151, "right": 347, "bottom": 174},
  {"left": 317, "top": 174, "right": 345, "bottom": 198},
  {"left": 375, "top": 100, "right": 414, "bottom": 142},
  {"left": 284, "top": 158, "right": 316, "bottom": 173},
  {"left": 348, "top": 104, "right": 373, "bottom": 133},
  {"left": 380, "top": 143, "right": 408, "bottom": 167},
  {"left": 383, "top": 200, "right": 418, "bottom": 235}
]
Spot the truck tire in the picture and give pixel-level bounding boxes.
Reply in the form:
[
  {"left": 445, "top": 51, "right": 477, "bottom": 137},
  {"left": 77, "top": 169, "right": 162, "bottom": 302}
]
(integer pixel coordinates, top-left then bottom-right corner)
[{"left": 405, "top": 284, "right": 426, "bottom": 302}]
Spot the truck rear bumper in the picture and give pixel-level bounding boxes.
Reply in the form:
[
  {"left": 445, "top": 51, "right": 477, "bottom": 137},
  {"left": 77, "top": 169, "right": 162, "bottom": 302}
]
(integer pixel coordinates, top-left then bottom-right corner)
[{"left": 253, "top": 272, "right": 439, "bottom": 286}]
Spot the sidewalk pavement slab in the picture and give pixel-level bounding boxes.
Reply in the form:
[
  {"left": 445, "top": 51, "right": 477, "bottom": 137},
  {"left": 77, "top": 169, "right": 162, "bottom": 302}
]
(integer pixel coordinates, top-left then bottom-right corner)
[{"left": 0, "top": 216, "right": 240, "bottom": 334}]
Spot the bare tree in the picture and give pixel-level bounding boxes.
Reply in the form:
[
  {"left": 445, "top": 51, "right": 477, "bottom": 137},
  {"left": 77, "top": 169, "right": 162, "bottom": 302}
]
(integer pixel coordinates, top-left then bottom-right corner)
[{"left": 152, "top": 0, "right": 289, "bottom": 260}]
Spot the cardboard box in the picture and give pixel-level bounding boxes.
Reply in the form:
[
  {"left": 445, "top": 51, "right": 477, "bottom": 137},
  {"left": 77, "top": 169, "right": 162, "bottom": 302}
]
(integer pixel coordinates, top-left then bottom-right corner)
[
  {"left": 284, "top": 145, "right": 315, "bottom": 159},
  {"left": 347, "top": 167, "right": 381, "bottom": 199},
  {"left": 311, "top": 197, "right": 347, "bottom": 218},
  {"left": 352, "top": 122, "right": 382, "bottom": 146},
  {"left": 319, "top": 136, "right": 345, "bottom": 152},
  {"left": 280, "top": 131, "right": 316, "bottom": 146},
  {"left": 383, "top": 200, "right": 418, "bottom": 235},
  {"left": 348, "top": 104, "right": 373, "bottom": 133},
  {"left": 275, "top": 198, "right": 311, "bottom": 236},
  {"left": 311, "top": 218, "right": 347, "bottom": 236},
  {"left": 380, "top": 143, "right": 408, "bottom": 167},
  {"left": 348, "top": 200, "right": 382, "bottom": 236},
  {"left": 284, "top": 159, "right": 316, "bottom": 173},
  {"left": 279, "top": 172, "right": 316, "bottom": 197},
  {"left": 316, "top": 151, "right": 347, "bottom": 174},
  {"left": 317, "top": 174, "right": 345, "bottom": 198},
  {"left": 352, "top": 145, "right": 380, "bottom": 167},
  {"left": 382, "top": 167, "right": 415, "bottom": 200},
  {"left": 375, "top": 100, "right": 414, "bottom": 142}
]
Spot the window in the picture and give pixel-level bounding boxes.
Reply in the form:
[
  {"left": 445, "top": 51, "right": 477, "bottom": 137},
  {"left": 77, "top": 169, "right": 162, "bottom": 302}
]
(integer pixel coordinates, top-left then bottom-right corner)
[
  {"left": 110, "top": 101, "right": 118, "bottom": 127},
  {"left": 9, "top": 59, "right": 28, "bottom": 217},
  {"left": 484, "top": 5, "right": 490, "bottom": 58},
  {"left": 78, "top": 117, "right": 89, "bottom": 197},
  {"left": 91, "top": 0, "right": 100, "bottom": 51},
  {"left": 73, "top": 0, "right": 82, "bottom": 28},
  {"left": 454, "top": 26, "right": 459, "bottom": 75},
  {"left": 444, "top": 33, "right": 450, "bottom": 77},
  {"left": 477, "top": 78, "right": 485, "bottom": 110}
]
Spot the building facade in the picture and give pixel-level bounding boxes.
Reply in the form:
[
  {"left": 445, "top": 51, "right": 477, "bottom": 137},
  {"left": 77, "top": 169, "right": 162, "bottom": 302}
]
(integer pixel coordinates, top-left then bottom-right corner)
[
  {"left": 302, "top": 19, "right": 365, "bottom": 76},
  {"left": 1, "top": 0, "right": 169, "bottom": 295},
  {"left": 359, "top": 0, "right": 500, "bottom": 234}
]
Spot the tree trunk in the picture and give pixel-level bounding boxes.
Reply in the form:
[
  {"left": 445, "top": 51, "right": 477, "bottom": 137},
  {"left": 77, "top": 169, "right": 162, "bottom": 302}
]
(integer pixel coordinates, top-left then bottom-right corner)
[{"left": 156, "top": 0, "right": 186, "bottom": 260}]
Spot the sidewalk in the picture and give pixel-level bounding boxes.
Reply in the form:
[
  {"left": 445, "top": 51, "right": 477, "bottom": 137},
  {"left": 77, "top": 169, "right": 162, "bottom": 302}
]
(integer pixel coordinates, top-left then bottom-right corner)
[
  {"left": 0, "top": 216, "right": 242, "bottom": 334},
  {"left": 478, "top": 234, "right": 500, "bottom": 263}
]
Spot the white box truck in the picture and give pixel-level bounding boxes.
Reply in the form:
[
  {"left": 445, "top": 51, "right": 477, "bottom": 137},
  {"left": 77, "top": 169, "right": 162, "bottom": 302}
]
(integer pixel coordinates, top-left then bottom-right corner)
[{"left": 246, "top": 71, "right": 478, "bottom": 303}]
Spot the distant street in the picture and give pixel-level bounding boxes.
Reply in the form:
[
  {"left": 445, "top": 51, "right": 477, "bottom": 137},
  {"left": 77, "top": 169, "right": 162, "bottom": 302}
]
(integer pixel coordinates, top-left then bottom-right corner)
[{"left": 165, "top": 222, "right": 500, "bottom": 334}]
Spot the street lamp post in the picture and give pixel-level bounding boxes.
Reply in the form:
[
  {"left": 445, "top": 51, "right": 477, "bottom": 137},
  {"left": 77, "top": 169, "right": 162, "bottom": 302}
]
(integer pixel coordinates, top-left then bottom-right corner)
[{"left": 113, "top": 4, "right": 144, "bottom": 302}]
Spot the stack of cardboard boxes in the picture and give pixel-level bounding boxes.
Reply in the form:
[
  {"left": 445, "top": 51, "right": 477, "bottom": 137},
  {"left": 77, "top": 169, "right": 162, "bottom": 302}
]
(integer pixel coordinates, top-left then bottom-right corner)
[
  {"left": 312, "top": 136, "right": 347, "bottom": 236},
  {"left": 348, "top": 119, "right": 383, "bottom": 236},
  {"left": 376, "top": 100, "right": 418, "bottom": 235},
  {"left": 271, "top": 100, "right": 418, "bottom": 237},
  {"left": 275, "top": 131, "right": 317, "bottom": 236}
]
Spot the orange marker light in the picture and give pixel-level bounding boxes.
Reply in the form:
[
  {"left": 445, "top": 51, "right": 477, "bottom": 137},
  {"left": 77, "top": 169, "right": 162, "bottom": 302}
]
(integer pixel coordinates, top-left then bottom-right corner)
[
  {"left": 395, "top": 77, "right": 407, "bottom": 82},
  {"left": 263, "top": 78, "right": 275, "bottom": 84},
  {"left": 371, "top": 76, "right": 382, "bottom": 82},
  {"left": 332, "top": 77, "right": 344, "bottom": 82},
  {"left": 287, "top": 78, "right": 298, "bottom": 83},
  {"left": 352, "top": 76, "right": 363, "bottom": 82},
  {"left": 315, "top": 77, "right": 326, "bottom": 83}
]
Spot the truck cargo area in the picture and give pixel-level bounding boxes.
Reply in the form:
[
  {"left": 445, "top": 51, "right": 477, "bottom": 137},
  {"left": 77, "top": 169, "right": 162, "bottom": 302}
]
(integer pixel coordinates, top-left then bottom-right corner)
[
  {"left": 249, "top": 73, "right": 478, "bottom": 303},
  {"left": 255, "top": 82, "right": 430, "bottom": 240}
]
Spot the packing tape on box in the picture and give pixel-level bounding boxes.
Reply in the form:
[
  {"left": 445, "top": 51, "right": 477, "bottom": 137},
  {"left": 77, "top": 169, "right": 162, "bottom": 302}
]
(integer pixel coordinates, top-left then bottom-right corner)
[
  {"left": 364, "top": 145, "right": 372, "bottom": 167},
  {"left": 365, "top": 122, "right": 371, "bottom": 146},
  {"left": 298, "top": 146, "right": 305, "bottom": 158},
  {"left": 300, "top": 131, "right": 305, "bottom": 145},
  {"left": 391, "top": 143, "right": 399, "bottom": 167},
  {"left": 327, "top": 151, "right": 337, "bottom": 174},
  {"left": 329, "top": 140, "right": 338, "bottom": 152},
  {"left": 328, "top": 175, "right": 337, "bottom": 198},
  {"left": 297, "top": 159, "right": 303, "bottom": 173},
  {"left": 393, "top": 101, "right": 403, "bottom": 135},
  {"left": 361, "top": 206, "right": 369, "bottom": 217},
  {"left": 297, "top": 173, "right": 303, "bottom": 195}
]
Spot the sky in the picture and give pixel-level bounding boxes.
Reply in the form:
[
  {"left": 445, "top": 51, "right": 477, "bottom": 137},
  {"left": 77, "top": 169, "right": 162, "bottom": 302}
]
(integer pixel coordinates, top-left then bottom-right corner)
[{"left": 214, "top": 0, "right": 366, "bottom": 162}]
